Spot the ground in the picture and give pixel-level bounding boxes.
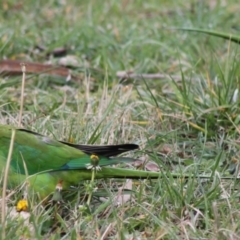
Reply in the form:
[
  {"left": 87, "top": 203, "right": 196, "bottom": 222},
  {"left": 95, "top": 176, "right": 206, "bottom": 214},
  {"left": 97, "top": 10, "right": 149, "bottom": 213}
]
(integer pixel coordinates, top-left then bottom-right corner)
[{"left": 1, "top": 0, "right": 240, "bottom": 239}]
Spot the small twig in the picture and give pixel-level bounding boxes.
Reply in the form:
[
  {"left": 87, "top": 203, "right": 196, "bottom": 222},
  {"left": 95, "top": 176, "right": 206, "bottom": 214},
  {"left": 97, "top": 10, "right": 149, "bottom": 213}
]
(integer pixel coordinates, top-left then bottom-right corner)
[
  {"left": 1, "top": 129, "right": 16, "bottom": 239},
  {"left": 100, "top": 223, "right": 114, "bottom": 240},
  {"left": 19, "top": 63, "right": 26, "bottom": 127},
  {"left": 116, "top": 71, "right": 184, "bottom": 81}
]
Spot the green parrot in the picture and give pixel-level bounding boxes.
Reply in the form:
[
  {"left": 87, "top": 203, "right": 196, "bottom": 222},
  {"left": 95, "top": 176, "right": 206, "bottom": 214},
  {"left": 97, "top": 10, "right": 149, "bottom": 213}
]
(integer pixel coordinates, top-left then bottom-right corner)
[{"left": 0, "top": 124, "right": 161, "bottom": 200}]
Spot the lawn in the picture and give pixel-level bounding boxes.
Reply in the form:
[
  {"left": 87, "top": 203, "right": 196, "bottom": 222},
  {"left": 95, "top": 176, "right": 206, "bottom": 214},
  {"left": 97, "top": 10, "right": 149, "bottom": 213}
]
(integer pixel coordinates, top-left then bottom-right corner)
[{"left": 1, "top": 0, "right": 240, "bottom": 239}]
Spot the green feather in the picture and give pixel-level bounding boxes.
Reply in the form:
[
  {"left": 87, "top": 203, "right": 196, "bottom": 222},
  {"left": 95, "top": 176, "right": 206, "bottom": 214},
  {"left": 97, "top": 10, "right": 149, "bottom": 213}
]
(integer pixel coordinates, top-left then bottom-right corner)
[
  {"left": 26, "top": 167, "right": 161, "bottom": 200},
  {"left": 0, "top": 124, "right": 138, "bottom": 174},
  {"left": 0, "top": 124, "right": 143, "bottom": 198}
]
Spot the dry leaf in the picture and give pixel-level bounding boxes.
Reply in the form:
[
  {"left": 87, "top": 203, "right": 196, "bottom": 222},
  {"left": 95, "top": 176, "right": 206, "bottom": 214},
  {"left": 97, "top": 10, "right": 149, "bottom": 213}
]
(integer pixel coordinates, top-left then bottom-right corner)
[
  {"left": 0, "top": 59, "right": 78, "bottom": 81},
  {"left": 145, "top": 162, "right": 160, "bottom": 172}
]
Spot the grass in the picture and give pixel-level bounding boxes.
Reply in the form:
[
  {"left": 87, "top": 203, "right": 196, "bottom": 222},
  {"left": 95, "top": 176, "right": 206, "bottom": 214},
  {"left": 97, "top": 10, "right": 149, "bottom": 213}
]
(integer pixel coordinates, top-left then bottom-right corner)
[{"left": 1, "top": 0, "right": 240, "bottom": 239}]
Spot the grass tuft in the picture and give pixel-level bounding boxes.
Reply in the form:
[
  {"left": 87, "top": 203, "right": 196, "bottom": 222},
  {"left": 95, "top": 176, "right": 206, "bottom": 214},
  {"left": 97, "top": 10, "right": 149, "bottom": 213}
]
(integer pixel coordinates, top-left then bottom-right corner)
[{"left": 1, "top": 0, "right": 240, "bottom": 238}]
